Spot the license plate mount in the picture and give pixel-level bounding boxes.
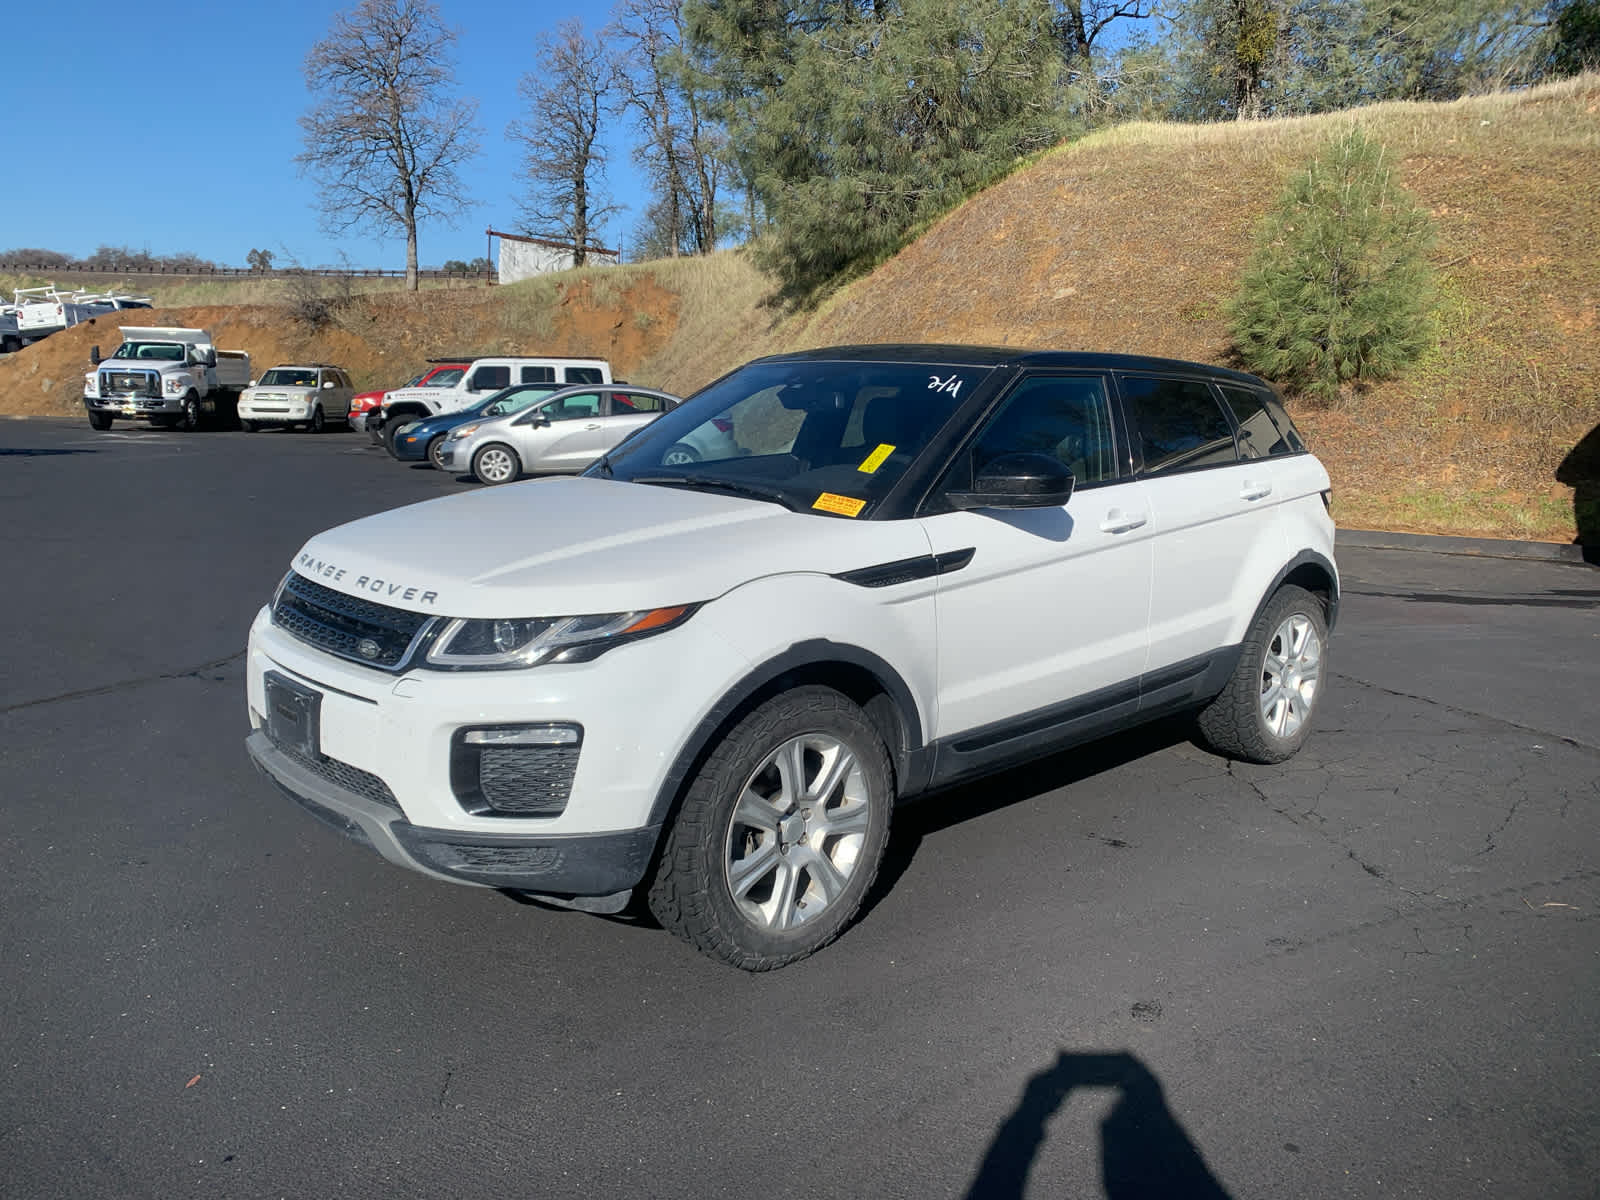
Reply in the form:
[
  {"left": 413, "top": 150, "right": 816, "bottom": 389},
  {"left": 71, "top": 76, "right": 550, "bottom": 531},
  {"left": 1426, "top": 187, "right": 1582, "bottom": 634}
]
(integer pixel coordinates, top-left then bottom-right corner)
[{"left": 264, "top": 671, "right": 321, "bottom": 759}]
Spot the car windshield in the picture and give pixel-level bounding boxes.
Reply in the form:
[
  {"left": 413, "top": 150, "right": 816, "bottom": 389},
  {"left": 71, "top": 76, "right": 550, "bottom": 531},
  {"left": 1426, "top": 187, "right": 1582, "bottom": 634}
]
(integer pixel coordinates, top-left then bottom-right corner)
[
  {"left": 113, "top": 341, "right": 185, "bottom": 361},
  {"left": 597, "top": 359, "right": 991, "bottom": 518},
  {"left": 421, "top": 367, "right": 466, "bottom": 387},
  {"left": 477, "top": 384, "right": 556, "bottom": 417},
  {"left": 260, "top": 368, "right": 320, "bottom": 387}
]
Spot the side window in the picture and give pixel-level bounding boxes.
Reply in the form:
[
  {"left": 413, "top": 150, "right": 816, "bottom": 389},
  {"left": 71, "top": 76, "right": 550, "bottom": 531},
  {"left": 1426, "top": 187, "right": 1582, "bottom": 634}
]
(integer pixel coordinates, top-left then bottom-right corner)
[
  {"left": 1120, "top": 376, "right": 1238, "bottom": 474},
  {"left": 611, "top": 392, "right": 668, "bottom": 414},
  {"left": 469, "top": 365, "right": 511, "bottom": 391},
  {"left": 519, "top": 365, "right": 555, "bottom": 384},
  {"left": 564, "top": 366, "right": 605, "bottom": 385},
  {"left": 963, "top": 375, "right": 1119, "bottom": 485},
  {"left": 543, "top": 392, "right": 601, "bottom": 421},
  {"left": 1218, "top": 384, "right": 1304, "bottom": 456}
]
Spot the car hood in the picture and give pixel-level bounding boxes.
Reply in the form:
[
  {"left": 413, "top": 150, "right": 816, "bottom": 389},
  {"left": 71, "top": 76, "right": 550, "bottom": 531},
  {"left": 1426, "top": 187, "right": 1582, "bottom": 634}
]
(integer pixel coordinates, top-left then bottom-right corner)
[
  {"left": 289, "top": 476, "right": 932, "bottom": 618},
  {"left": 100, "top": 357, "right": 181, "bottom": 371}
]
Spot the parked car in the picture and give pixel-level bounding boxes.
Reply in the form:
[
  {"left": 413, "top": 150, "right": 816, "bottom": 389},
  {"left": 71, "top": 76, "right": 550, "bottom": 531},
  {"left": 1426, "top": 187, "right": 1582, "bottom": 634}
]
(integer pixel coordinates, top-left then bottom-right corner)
[
  {"left": 238, "top": 364, "right": 356, "bottom": 433},
  {"left": 389, "top": 382, "right": 560, "bottom": 468},
  {"left": 353, "top": 362, "right": 470, "bottom": 434},
  {"left": 246, "top": 345, "right": 1336, "bottom": 970},
  {"left": 435, "top": 385, "right": 681, "bottom": 483},
  {"left": 376, "top": 356, "right": 613, "bottom": 455}
]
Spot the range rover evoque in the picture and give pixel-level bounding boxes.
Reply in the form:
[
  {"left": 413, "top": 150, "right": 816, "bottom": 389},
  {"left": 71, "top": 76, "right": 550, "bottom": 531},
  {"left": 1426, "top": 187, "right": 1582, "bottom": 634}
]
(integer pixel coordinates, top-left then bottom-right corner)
[{"left": 245, "top": 346, "right": 1338, "bottom": 970}]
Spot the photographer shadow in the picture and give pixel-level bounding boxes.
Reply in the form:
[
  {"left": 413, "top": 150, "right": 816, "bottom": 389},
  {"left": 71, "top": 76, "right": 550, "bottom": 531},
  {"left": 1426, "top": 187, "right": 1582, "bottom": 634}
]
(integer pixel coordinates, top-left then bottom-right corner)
[
  {"left": 966, "top": 1050, "right": 1234, "bottom": 1200},
  {"left": 1556, "top": 422, "right": 1599, "bottom": 565}
]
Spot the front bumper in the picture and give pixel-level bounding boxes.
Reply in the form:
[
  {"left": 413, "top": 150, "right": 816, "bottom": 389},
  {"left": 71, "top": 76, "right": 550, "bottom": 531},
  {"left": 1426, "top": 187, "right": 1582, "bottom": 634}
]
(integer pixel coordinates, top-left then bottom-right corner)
[
  {"left": 85, "top": 395, "right": 182, "bottom": 417},
  {"left": 246, "top": 730, "right": 659, "bottom": 897},
  {"left": 436, "top": 441, "right": 465, "bottom": 470}
]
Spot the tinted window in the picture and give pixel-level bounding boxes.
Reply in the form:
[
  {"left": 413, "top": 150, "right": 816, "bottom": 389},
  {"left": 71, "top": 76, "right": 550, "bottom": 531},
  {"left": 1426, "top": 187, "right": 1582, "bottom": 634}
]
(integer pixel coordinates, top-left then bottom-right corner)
[
  {"left": 483, "top": 385, "right": 555, "bottom": 416},
  {"left": 564, "top": 366, "right": 605, "bottom": 385},
  {"left": 519, "top": 365, "right": 555, "bottom": 384},
  {"left": 469, "top": 366, "right": 511, "bottom": 391},
  {"left": 425, "top": 367, "right": 465, "bottom": 387},
  {"left": 610, "top": 392, "right": 670, "bottom": 414},
  {"left": 962, "top": 375, "right": 1118, "bottom": 485},
  {"left": 1218, "top": 384, "right": 1305, "bottom": 455},
  {"left": 1121, "top": 376, "right": 1238, "bottom": 474}
]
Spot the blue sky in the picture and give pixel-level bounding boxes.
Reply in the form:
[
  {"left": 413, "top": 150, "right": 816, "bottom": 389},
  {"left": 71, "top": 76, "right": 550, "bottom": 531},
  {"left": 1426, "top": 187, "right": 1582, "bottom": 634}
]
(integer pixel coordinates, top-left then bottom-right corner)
[{"left": 4, "top": 0, "right": 648, "bottom": 269}]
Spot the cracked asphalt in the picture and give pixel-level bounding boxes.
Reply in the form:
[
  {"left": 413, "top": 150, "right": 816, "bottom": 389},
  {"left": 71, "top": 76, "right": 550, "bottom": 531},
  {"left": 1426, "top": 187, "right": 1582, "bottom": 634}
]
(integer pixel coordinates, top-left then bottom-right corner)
[{"left": 2, "top": 418, "right": 1596, "bottom": 1199}]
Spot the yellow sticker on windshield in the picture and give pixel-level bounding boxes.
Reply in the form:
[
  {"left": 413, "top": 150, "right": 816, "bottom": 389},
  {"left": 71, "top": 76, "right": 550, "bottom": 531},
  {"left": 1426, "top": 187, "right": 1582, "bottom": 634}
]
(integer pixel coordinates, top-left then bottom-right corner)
[
  {"left": 858, "top": 443, "right": 896, "bottom": 474},
  {"left": 813, "top": 492, "right": 867, "bottom": 518}
]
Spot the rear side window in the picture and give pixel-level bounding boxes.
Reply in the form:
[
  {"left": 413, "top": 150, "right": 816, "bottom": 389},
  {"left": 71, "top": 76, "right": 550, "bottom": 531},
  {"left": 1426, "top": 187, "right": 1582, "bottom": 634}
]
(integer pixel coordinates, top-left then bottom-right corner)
[
  {"left": 469, "top": 365, "right": 511, "bottom": 391},
  {"left": 564, "top": 366, "right": 605, "bottom": 385},
  {"left": 519, "top": 365, "right": 555, "bottom": 384},
  {"left": 611, "top": 392, "right": 670, "bottom": 413},
  {"left": 1218, "top": 384, "right": 1305, "bottom": 456},
  {"left": 1121, "top": 376, "right": 1238, "bottom": 475}
]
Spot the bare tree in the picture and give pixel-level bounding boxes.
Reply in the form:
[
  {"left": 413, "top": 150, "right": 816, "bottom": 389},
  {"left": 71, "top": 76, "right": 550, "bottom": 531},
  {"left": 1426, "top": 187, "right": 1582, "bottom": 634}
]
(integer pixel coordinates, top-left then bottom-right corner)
[
  {"left": 609, "top": 0, "right": 729, "bottom": 256},
  {"left": 508, "top": 20, "right": 617, "bottom": 266},
  {"left": 298, "top": 0, "right": 480, "bottom": 291}
]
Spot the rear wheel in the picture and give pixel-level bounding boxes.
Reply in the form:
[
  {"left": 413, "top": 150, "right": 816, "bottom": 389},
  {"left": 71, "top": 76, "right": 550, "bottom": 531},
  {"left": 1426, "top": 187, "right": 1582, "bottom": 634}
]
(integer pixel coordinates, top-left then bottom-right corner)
[
  {"left": 88, "top": 412, "right": 113, "bottom": 430},
  {"left": 1197, "top": 584, "right": 1327, "bottom": 764},
  {"left": 662, "top": 442, "right": 701, "bottom": 467},
  {"left": 647, "top": 686, "right": 894, "bottom": 970},
  {"left": 471, "top": 443, "right": 521, "bottom": 485}
]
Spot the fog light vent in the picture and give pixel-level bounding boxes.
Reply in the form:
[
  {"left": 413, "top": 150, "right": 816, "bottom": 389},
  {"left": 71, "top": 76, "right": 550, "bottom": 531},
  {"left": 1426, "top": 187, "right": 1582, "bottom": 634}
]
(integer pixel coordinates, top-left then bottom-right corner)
[{"left": 452, "top": 725, "right": 582, "bottom": 817}]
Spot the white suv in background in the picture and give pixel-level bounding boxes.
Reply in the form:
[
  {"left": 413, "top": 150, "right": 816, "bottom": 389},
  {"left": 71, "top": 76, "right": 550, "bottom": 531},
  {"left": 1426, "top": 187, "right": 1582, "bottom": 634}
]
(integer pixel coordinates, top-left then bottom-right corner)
[
  {"left": 239, "top": 365, "right": 355, "bottom": 433},
  {"left": 246, "top": 346, "right": 1337, "bottom": 970}
]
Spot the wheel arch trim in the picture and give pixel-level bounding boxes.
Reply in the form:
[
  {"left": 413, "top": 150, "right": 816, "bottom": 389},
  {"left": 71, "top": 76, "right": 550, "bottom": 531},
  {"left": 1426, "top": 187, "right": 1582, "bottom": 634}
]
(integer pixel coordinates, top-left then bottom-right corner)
[
  {"left": 645, "top": 639, "right": 927, "bottom": 830},
  {"left": 1256, "top": 549, "right": 1340, "bottom": 633}
]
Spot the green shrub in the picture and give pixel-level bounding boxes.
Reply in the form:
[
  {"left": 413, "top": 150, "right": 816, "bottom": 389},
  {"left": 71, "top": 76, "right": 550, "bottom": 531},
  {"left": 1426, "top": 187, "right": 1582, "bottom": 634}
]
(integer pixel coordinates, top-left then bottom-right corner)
[{"left": 1228, "top": 127, "right": 1436, "bottom": 404}]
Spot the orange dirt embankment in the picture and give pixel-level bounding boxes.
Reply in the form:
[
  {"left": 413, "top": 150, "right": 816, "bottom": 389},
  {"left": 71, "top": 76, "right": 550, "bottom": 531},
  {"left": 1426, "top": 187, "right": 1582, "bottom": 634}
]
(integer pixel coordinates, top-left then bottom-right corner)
[{"left": 0, "top": 274, "right": 683, "bottom": 413}]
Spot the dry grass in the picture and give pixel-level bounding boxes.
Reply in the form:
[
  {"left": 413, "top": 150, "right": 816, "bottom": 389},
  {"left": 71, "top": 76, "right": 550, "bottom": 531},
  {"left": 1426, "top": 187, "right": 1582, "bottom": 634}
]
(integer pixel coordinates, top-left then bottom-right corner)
[{"left": 3, "top": 76, "right": 1595, "bottom": 543}]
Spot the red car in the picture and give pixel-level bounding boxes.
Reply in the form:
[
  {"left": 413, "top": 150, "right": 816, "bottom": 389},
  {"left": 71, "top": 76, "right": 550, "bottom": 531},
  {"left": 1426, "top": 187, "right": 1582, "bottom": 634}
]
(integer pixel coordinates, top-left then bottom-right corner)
[{"left": 352, "top": 363, "right": 470, "bottom": 436}]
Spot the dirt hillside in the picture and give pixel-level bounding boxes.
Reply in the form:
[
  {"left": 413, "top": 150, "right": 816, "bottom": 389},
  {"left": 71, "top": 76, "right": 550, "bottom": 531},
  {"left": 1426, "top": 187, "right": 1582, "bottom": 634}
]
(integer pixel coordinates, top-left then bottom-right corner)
[{"left": 3, "top": 77, "right": 1595, "bottom": 544}]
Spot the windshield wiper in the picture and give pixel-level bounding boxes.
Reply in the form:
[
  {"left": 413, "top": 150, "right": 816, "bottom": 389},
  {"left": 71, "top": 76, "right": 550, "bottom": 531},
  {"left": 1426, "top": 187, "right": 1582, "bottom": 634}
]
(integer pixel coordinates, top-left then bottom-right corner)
[{"left": 629, "top": 474, "right": 801, "bottom": 512}]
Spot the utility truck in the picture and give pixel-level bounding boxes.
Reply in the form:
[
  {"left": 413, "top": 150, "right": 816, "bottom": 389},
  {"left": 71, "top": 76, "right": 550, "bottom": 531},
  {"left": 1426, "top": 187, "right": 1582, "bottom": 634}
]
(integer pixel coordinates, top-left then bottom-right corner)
[{"left": 83, "top": 327, "right": 251, "bottom": 431}]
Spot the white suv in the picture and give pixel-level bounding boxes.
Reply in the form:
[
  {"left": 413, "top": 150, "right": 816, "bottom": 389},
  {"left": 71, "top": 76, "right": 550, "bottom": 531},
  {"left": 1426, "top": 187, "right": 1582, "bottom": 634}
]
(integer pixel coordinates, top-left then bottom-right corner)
[
  {"left": 239, "top": 364, "right": 355, "bottom": 433},
  {"left": 246, "top": 347, "right": 1337, "bottom": 970}
]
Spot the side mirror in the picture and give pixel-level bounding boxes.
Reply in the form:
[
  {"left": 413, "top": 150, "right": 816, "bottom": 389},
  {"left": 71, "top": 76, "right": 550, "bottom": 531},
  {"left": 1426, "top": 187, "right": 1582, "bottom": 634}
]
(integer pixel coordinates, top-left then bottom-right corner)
[
  {"left": 946, "top": 453, "right": 1076, "bottom": 511},
  {"left": 248, "top": 378, "right": 256, "bottom": 387},
  {"left": 90, "top": 346, "right": 101, "bottom": 365},
  {"left": 322, "top": 380, "right": 335, "bottom": 389}
]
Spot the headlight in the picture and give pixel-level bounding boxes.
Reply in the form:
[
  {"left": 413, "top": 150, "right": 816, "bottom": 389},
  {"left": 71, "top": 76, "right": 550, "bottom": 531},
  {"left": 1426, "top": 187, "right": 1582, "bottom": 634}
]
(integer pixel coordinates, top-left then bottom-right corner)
[
  {"left": 84, "top": 373, "right": 96, "bottom": 392},
  {"left": 425, "top": 605, "right": 696, "bottom": 669},
  {"left": 166, "top": 379, "right": 183, "bottom": 395},
  {"left": 448, "top": 423, "right": 479, "bottom": 440}
]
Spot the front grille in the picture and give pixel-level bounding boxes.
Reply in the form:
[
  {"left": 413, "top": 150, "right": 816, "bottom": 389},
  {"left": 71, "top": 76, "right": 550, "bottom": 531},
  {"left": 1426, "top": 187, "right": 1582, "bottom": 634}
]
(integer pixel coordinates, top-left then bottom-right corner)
[
  {"left": 272, "top": 573, "right": 432, "bottom": 670},
  {"left": 476, "top": 746, "right": 579, "bottom": 816},
  {"left": 103, "top": 370, "right": 159, "bottom": 397},
  {"left": 271, "top": 733, "right": 402, "bottom": 812}
]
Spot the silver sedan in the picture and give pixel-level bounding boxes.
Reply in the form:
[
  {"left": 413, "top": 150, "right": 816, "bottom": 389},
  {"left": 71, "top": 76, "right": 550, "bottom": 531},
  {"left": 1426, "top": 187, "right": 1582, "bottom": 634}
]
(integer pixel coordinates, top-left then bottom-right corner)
[{"left": 435, "top": 384, "right": 684, "bottom": 485}]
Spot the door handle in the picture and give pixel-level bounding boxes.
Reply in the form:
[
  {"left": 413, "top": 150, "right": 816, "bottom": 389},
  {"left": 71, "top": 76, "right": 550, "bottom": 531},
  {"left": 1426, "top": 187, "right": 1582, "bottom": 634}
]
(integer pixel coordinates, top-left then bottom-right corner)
[
  {"left": 1099, "top": 509, "right": 1148, "bottom": 534},
  {"left": 1240, "top": 480, "right": 1273, "bottom": 501},
  {"left": 585, "top": 423, "right": 602, "bottom": 430}
]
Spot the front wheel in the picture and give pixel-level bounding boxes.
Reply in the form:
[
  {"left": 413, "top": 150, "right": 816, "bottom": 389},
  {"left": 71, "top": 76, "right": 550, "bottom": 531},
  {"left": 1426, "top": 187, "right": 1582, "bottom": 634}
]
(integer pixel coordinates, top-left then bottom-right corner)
[
  {"left": 426, "top": 435, "right": 448, "bottom": 470},
  {"left": 308, "top": 406, "right": 325, "bottom": 434},
  {"left": 661, "top": 442, "right": 701, "bottom": 467},
  {"left": 179, "top": 394, "right": 201, "bottom": 432},
  {"left": 240, "top": 419, "right": 257, "bottom": 433},
  {"left": 471, "top": 442, "right": 521, "bottom": 485},
  {"left": 647, "top": 686, "right": 894, "bottom": 970},
  {"left": 88, "top": 412, "right": 113, "bottom": 430},
  {"left": 1197, "top": 584, "right": 1328, "bottom": 764}
]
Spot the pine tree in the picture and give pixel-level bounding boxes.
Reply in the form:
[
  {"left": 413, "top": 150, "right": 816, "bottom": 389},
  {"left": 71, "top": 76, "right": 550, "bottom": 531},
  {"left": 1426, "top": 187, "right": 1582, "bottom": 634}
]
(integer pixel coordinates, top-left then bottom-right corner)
[{"left": 1228, "top": 128, "right": 1436, "bottom": 405}]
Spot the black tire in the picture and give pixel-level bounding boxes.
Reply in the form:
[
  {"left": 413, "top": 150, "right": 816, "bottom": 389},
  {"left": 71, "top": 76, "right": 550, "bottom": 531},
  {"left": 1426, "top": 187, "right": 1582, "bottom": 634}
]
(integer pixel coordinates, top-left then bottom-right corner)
[
  {"left": 471, "top": 442, "right": 521, "bottom": 485},
  {"left": 1197, "top": 584, "right": 1328, "bottom": 765},
  {"left": 179, "top": 394, "right": 201, "bottom": 432},
  {"left": 240, "top": 419, "right": 257, "bottom": 433},
  {"left": 308, "top": 406, "right": 325, "bottom": 434},
  {"left": 426, "top": 435, "right": 448, "bottom": 470},
  {"left": 383, "top": 419, "right": 409, "bottom": 458},
  {"left": 88, "top": 412, "right": 113, "bottom": 430},
  {"left": 647, "top": 686, "right": 894, "bottom": 971}
]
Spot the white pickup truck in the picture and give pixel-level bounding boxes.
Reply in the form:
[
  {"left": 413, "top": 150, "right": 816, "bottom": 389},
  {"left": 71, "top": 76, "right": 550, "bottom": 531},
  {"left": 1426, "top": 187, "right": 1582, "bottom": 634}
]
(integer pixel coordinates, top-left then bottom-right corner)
[
  {"left": 83, "top": 327, "right": 251, "bottom": 431},
  {"left": 15, "top": 286, "right": 151, "bottom": 344}
]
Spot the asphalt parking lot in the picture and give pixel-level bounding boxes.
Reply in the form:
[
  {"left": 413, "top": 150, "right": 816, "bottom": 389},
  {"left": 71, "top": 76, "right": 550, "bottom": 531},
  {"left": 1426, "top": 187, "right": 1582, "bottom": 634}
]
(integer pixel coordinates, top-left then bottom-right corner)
[{"left": 2, "top": 417, "right": 1596, "bottom": 1199}]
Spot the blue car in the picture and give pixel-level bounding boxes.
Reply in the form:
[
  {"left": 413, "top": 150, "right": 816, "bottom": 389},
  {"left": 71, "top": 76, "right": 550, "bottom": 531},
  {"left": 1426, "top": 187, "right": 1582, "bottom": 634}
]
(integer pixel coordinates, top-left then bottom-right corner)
[{"left": 388, "top": 383, "right": 557, "bottom": 468}]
